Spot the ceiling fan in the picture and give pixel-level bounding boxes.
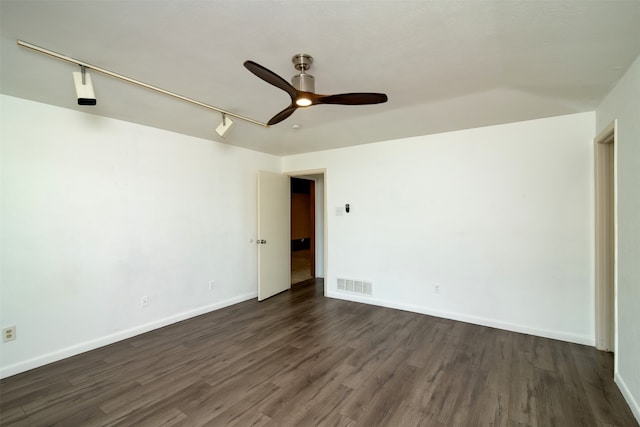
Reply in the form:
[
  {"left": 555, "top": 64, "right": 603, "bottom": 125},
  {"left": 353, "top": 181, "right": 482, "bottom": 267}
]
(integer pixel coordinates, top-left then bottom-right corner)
[{"left": 244, "top": 54, "right": 388, "bottom": 126}]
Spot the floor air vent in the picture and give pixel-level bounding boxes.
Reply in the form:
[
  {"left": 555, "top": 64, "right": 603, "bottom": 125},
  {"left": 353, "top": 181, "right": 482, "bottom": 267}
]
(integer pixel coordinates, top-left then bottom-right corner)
[{"left": 337, "top": 277, "right": 373, "bottom": 296}]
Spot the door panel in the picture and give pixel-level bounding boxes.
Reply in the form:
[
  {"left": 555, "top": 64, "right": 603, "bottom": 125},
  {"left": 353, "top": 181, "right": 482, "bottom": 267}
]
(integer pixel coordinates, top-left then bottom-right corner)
[{"left": 258, "top": 171, "right": 290, "bottom": 301}]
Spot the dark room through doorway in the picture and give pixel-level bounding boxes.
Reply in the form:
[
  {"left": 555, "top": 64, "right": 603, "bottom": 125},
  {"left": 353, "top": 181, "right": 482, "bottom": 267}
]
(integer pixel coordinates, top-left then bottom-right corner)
[{"left": 290, "top": 177, "right": 315, "bottom": 284}]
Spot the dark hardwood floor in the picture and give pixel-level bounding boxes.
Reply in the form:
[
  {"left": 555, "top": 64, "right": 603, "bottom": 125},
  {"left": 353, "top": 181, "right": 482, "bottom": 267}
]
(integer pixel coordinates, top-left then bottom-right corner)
[
  {"left": 1, "top": 279, "right": 637, "bottom": 426},
  {"left": 291, "top": 249, "right": 312, "bottom": 285}
]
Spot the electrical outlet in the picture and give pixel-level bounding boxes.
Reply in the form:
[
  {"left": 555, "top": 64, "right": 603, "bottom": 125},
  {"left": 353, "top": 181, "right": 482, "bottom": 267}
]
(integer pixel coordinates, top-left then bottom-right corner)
[
  {"left": 141, "top": 296, "right": 149, "bottom": 307},
  {"left": 434, "top": 284, "right": 441, "bottom": 294},
  {"left": 209, "top": 281, "right": 215, "bottom": 291},
  {"left": 3, "top": 326, "right": 16, "bottom": 342}
]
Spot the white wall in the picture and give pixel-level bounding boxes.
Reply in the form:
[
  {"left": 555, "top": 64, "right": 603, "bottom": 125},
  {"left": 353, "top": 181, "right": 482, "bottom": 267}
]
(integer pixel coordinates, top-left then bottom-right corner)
[
  {"left": 596, "top": 53, "right": 640, "bottom": 422},
  {"left": 0, "top": 95, "right": 280, "bottom": 378},
  {"left": 284, "top": 112, "right": 595, "bottom": 345}
]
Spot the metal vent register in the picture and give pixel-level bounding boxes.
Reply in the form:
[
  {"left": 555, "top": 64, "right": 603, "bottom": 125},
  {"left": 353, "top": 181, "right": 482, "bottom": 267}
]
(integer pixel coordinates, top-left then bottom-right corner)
[{"left": 337, "top": 278, "right": 373, "bottom": 296}]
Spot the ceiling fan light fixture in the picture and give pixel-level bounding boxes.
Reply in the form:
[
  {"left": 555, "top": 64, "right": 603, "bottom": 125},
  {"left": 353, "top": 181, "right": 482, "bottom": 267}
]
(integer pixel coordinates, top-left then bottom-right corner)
[
  {"left": 296, "top": 97, "right": 312, "bottom": 107},
  {"left": 292, "top": 56, "right": 314, "bottom": 107},
  {"left": 244, "top": 53, "right": 388, "bottom": 126}
]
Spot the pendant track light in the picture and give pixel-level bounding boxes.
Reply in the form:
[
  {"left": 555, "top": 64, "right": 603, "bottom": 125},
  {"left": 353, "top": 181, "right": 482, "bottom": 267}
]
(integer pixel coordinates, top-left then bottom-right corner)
[
  {"left": 215, "top": 113, "right": 235, "bottom": 138},
  {"left": 72, "top": 65, "right": 96, "bottom": 105}
]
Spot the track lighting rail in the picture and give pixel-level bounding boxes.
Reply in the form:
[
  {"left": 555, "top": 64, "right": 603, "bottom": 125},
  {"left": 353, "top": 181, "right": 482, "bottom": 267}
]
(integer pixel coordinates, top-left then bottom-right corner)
[{"left": 17, "top": 40, "right": 269, "bottom": 128}]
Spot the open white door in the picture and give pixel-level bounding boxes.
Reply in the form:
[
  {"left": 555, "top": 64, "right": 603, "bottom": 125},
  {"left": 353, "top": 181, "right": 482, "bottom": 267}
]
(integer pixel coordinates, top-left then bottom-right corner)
[{"left": 257, "top": 171, "right": 291, "bottom": 301}]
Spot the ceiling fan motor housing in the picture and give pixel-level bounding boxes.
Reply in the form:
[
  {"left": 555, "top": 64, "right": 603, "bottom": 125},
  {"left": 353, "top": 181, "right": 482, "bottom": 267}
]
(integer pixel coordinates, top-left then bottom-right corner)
[
  {"left": 292, "top": 72, "right": 315, "bottom": 92},
  {"left": 291, "top": 53, "right": 315, "bottom": 92}
]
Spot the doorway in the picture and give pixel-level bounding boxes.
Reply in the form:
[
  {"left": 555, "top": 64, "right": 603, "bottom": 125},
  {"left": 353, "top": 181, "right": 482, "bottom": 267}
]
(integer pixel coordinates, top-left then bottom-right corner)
[
  {"left": 257, "top": 170, "right": 326, "bottom": 300},
  {"left": 594, "top": 121, "right": 616, "bottom": 352},
  {"left": 290, "top": 177, "right": 315, "bottom": 284}
]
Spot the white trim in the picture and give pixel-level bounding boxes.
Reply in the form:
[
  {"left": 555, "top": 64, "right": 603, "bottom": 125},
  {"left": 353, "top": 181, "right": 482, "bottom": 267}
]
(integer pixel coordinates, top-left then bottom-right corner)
[
  {"left": 595, "top": 121, "right": 615, "bottom": 145},
  {"left": 0, "top": 292, "right": 257, "bottom": 379},
  {"left": 612, "top": 120, "right": 619, "bottom": 369},
  {"left": 593, "top": 120, "right": 619, "bottom": 357},
  {"left": 594, "top": 128, "right": 616, "bottom": 351},
  {"left": 286, "top": 168, "right": 327, "bottom": 177},
  {"left": 326, "top": 291, "right": 595, "bottom": 346},
  {"left": 615, "top": 371, "right": 640, "bottom": 424}
]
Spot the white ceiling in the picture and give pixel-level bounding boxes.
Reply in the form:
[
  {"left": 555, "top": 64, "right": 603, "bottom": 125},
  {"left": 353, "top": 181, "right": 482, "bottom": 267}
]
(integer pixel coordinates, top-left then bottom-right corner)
[{"left": 2, "top": 1, "right": 640, "bottom": 156}]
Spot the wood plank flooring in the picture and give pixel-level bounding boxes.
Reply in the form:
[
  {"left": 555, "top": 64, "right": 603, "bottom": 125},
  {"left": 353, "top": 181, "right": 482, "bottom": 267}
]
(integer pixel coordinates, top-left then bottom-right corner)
[
  {"left": 1, "top": 279, "right": 637, "bottom": 426},
  {"left": 291, "top": 249, "right": 312, "bottom": 284}
]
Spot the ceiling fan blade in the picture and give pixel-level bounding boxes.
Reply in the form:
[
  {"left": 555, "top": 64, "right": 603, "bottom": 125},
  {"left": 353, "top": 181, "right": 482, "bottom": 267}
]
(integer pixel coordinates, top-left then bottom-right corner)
[
  {"left": 315, "top": 93, "right": 388, "bottom": 105},
  {"left": 268, "top": 104, "right": 298, "bottom": 126},
  {"left": 244, "top": 60, "right": 298, "bottom": 100}
]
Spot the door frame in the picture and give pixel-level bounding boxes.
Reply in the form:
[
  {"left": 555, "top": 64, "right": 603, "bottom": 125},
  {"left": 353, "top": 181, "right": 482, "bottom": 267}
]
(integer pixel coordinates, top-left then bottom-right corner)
[
  {"left": 309, "top": 181, "right": 316, "bottom": 277},
  {"left": 286, "top": 169, "right": 328, "bottom": 296},
  {"left": 594, "top": 120, "right": 617, "bottom": 353}
]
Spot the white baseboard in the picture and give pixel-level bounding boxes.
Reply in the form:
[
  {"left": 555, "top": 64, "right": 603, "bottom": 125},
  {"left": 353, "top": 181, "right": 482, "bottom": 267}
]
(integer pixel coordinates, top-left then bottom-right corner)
[
  {"left": 0, "top": 292, "right": 257, "bottom": 379},
  {"left": 615, "top": 371, "right": 640, "bottom": 424},
  {"left": 326, "top": 291, "right": 595, "bottom": 346}
]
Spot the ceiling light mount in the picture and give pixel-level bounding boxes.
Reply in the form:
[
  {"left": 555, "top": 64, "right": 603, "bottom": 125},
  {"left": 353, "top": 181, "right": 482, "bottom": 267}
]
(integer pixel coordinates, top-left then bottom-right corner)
[{"left": 292, "top": 54, "right": 313, "bottom": 72}]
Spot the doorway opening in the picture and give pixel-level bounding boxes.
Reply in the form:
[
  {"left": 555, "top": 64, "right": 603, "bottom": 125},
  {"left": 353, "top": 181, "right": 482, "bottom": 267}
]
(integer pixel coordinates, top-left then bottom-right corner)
[
  {"left": 288, "top": 171, "right": 326, "bottom": 295},
  {"left": 594, "top": 121, "right": 616, "bottom": 353},
  {"left": 290, "top": 177, "right": 315, "bottom": 285}
]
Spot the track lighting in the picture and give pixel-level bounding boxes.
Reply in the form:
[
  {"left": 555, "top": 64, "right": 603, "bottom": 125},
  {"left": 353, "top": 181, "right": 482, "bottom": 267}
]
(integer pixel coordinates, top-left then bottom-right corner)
[
  {"left": 215, "top": 113, "right": 235, "bottom": 138},
  {"left": 72, "top": 65, "right": 96, "bottom": 105},
  {"left": 18, "top": 40, "right": 268, "bottom": 129}
]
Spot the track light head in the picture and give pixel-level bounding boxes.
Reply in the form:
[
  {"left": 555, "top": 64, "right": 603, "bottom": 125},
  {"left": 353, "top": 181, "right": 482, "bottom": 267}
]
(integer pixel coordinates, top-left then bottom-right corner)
[
  {"left": 215, "top": 113, "right": 235, "bottom": 138},
  {"left": 72, "top": 67, "right": 96, "bottom": 105}
]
